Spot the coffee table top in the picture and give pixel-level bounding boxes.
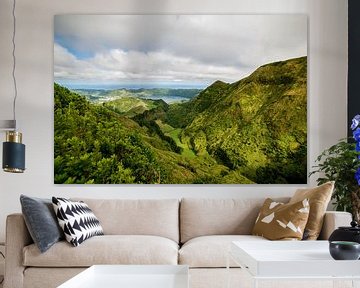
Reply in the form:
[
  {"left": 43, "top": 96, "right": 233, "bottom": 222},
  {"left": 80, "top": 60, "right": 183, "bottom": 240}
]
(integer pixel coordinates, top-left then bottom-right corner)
[
  {"left": 231, "top": 240, "right": 360, "bottom": 278},
  {"left": 58, "top": 265, "right": 189, "bottom": 288}
]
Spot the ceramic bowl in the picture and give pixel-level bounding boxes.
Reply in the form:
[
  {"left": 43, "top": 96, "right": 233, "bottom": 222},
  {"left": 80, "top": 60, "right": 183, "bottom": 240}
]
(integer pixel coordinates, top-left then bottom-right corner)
[{"left": 329, "top": 241, "right": 360, "bottom": 260}]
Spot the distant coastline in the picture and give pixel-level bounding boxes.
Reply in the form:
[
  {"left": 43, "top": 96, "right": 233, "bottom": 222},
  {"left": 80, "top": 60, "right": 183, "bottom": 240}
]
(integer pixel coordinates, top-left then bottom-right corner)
[
  {"left": 58, "top": 82, "right": 208, "bottom": 90},
  {"left": 67, "top": 86, "right": 203, "bottom": 104}
]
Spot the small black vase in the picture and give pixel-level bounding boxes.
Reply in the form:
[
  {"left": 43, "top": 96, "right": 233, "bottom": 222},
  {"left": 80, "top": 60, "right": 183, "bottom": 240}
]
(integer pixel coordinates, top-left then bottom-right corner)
[{"left": 329, "top": 241, "right": 360, "bottom": 260}]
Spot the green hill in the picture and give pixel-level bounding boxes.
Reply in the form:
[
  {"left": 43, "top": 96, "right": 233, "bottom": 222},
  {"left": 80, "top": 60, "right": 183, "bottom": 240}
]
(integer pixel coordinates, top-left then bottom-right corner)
[
  {"left": 103, "top": 97, "right": 168, "bottom": 117},
  {"left": 166, "top": 56, "right": 307, "bottom": 183},
  {"left": 54, "top": 56, "right": 307, "bottom": 184},
  {"left": 54, "top": 84, "right": 235, "bottom": 184}
]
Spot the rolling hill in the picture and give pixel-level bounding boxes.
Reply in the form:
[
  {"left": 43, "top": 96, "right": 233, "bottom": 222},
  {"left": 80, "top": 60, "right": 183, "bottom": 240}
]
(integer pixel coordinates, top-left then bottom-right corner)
[
  {"left": 166, "top": 56, "right": 307, "bottom": 183},
  {"left": 54, "top": 56, "right": 307, "bottom": 184}
]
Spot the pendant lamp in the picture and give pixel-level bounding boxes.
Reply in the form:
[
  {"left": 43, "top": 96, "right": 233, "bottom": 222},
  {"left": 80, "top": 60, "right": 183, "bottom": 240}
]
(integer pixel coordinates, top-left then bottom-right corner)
[{"left": 1, "top": 0, "right": 26, "bottom": 173}]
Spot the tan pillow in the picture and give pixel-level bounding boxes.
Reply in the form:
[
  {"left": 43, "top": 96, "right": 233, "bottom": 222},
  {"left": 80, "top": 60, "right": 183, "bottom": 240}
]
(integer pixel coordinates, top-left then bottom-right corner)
[
  {"left": 289, "top": 181, "right": 334, "bottom": 240},
  {"left": 252, "top": 198, "right": 310, "bottom": 240}
]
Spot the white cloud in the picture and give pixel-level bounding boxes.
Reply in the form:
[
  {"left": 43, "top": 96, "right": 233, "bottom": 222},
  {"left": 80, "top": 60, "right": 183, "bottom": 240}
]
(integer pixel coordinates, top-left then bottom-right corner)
[
  {"left": 54, "top": 15, "right": 307, "bottom": 86},
  {"left": 54, "top": 43, "right": 95, "bottom": 81},
  {"left": 54, "top": 43, "right": 245, "bottom": 84}
]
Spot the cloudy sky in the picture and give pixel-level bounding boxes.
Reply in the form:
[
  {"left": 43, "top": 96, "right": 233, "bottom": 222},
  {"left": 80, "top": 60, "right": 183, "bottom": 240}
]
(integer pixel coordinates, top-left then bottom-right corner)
[{"left": 54, "top": 14, "right": 307, "bottom": 88}]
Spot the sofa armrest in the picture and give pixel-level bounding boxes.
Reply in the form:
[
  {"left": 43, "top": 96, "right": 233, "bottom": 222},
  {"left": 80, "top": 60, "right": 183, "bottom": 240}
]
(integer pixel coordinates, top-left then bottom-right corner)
[
  {"left": 4, "top": 213, "right": 33, "bottom": 288},
  {"left": 318, "top": 211, "right": 352, "bottom": 240}
]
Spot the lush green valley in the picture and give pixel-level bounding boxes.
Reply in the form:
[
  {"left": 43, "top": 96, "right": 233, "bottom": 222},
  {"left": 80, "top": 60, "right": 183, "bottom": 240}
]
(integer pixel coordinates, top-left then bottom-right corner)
[{"left": 54, "top": 56, "right": 307, "bottom": 184}]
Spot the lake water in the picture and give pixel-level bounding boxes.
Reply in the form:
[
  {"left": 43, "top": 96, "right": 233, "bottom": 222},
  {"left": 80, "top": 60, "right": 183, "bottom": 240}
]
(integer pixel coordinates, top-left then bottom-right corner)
[
  {"left": 73, "top": 87, "right": 200, "bottom": 104},
  {"left": 139, "top": 95, "right": 190, "bottom": 103}
]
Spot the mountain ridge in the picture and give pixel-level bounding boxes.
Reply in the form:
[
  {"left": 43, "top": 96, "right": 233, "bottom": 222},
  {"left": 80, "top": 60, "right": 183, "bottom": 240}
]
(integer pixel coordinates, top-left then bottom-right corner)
[
  {"left": 54, "top": 56, "right": 307, "bottom": 184},
  {"left": 165, "top": 56, "right": 307, "bottom": 183}
]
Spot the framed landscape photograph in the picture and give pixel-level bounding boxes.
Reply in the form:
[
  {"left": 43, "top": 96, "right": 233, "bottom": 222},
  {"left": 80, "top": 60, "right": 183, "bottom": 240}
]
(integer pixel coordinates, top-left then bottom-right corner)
[{"left": 54, "top": 14, "right": 307, "bottom": 184}]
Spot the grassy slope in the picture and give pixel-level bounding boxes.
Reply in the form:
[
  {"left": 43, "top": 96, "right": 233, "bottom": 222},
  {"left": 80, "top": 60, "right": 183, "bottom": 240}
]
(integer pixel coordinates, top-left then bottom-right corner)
[
  {"left": 166, "top": 56, "right": 307, "bottom": 183},
  {"left": 54, "top": 56, "right": 306, "bottom": 184},
  {"left": 54, "top": 84, "right": 238, "bottom": 183},
  {"left": 103, "top": 97, "right": 165, "bottom": 117}
]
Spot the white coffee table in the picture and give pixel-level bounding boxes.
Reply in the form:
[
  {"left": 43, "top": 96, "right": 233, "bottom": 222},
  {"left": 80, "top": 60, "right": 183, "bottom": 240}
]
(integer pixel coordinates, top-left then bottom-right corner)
[
  {"left": 57, "top": 265, "right": 189, "bottom": 288},
  {"left": 228, "top": 241, "right": 360, "bottom": 288}
]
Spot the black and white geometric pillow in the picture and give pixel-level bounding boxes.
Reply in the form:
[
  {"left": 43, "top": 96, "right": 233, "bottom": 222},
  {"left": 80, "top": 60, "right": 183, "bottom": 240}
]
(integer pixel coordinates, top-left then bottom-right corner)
[{"left": 52, "top": 197, "right": 104, "bottom": 247}]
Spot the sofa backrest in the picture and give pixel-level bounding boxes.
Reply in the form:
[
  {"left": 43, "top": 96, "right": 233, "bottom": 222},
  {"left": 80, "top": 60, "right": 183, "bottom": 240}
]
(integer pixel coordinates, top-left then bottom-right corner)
[
  {"left": 73, "top": 198, "right": 180, "bottom": 243},
  {"left": 180, "top": 198, "right": 289, "bottom": 243}
]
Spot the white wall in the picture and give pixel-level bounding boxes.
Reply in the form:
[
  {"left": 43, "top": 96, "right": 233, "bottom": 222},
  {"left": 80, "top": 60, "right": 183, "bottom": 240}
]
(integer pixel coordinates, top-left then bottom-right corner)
[{"left": 0, "top": 0, "right": 348, "bottom": 242}]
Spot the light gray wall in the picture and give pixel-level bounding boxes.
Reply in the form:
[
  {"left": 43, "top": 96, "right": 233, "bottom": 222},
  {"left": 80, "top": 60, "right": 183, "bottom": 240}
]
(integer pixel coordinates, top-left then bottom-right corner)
[{"left": 0, "top": 0, "right": 348, "bottom": 242}]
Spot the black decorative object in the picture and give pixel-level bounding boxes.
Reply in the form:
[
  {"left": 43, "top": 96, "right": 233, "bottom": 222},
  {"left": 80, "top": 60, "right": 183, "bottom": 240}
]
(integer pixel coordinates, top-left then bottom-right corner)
[
  {"left": 329, "top": 221, "right": 360, "bottom": 244},
  {"left": 329, "top": 241, "right": 360, "bottom": 260}
]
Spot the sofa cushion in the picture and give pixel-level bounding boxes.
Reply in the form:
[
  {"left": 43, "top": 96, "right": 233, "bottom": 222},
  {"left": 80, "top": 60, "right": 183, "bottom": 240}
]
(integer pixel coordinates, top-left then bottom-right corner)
[
  {"left": 24, "top": 268, "right": 86, "bottom": 288},
  {"left": 179, "top": 235, "right": 267, "bottom": 268},
  {"left": 52, "top": 197, "right": 104, "bottom": 247},
  {"left": 72, "top": 198, "right": 179, "bottom": 243},
  {"left": 290, "top": 181, "right": 334, "bottom": 240},
  {"left": 252, "top": 198, "right": 310, "bottom": 240},
  {"left": 23, "top": 235, "right": 178, "bottom": 267},
  {"left": 20, "top": 195, "right": 64, "bottom": 253},
  {"left": 180, "top": 198, "right": 289, "bottom": 243}
]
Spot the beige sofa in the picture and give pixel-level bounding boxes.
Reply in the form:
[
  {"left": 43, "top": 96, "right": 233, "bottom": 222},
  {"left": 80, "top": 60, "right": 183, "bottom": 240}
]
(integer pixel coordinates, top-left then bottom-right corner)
[{"left": 4, "top": 198, "right": 352, "bottom": 288}]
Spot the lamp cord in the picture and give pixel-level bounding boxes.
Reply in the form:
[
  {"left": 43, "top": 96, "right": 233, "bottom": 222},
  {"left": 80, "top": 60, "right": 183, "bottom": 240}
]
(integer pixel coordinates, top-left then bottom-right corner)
[{"left": 11, "top": 0, "right": 17, "bottom": 129}]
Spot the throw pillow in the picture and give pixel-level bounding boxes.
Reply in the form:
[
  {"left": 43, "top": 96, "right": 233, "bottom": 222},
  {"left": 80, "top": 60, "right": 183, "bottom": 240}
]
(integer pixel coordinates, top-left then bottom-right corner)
[
  {"left": 252, "top": 198, "right": 310, "bottom": 240},
  {"left": 20, "top": 195, "right": 64, "bottom": 253},
  {"left": 52, "top": 197, "right": 104, "bottom": 247},
  {"left": 289, "top": 181, "right": 334, "bottom": 240}
]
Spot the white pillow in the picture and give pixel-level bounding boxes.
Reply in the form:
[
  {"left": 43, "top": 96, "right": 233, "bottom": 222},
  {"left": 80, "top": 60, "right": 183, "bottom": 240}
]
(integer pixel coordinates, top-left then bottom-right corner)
[{"left": 52, "top": 197, "right": 103, "bottom": 246}]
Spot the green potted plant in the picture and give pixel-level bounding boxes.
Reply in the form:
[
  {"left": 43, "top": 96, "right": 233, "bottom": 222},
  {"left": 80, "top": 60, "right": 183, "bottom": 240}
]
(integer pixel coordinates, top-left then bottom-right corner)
[{"left": 310, "top": 115, "right": 360, "bottom": 222}]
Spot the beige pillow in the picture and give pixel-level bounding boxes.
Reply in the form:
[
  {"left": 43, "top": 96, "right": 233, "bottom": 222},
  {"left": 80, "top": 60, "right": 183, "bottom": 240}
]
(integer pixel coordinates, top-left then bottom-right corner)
[
  {"left": 289, "top": 181, "right": 334, "bottom": 240},
  {"left": 252, "top": 198, "right": 310, "bottom": 240}
]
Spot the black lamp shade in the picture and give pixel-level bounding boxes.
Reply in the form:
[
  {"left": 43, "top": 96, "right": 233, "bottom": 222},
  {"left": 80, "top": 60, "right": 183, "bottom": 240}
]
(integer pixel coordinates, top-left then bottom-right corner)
[{"left": 3, "top": 141, "right": 25, "bottom": 173}]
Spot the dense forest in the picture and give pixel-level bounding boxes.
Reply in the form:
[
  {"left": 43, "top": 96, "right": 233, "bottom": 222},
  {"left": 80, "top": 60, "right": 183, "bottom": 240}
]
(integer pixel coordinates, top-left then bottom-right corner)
[{"left": 54, "top": 56, "right": 307, "bottom": 184}]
